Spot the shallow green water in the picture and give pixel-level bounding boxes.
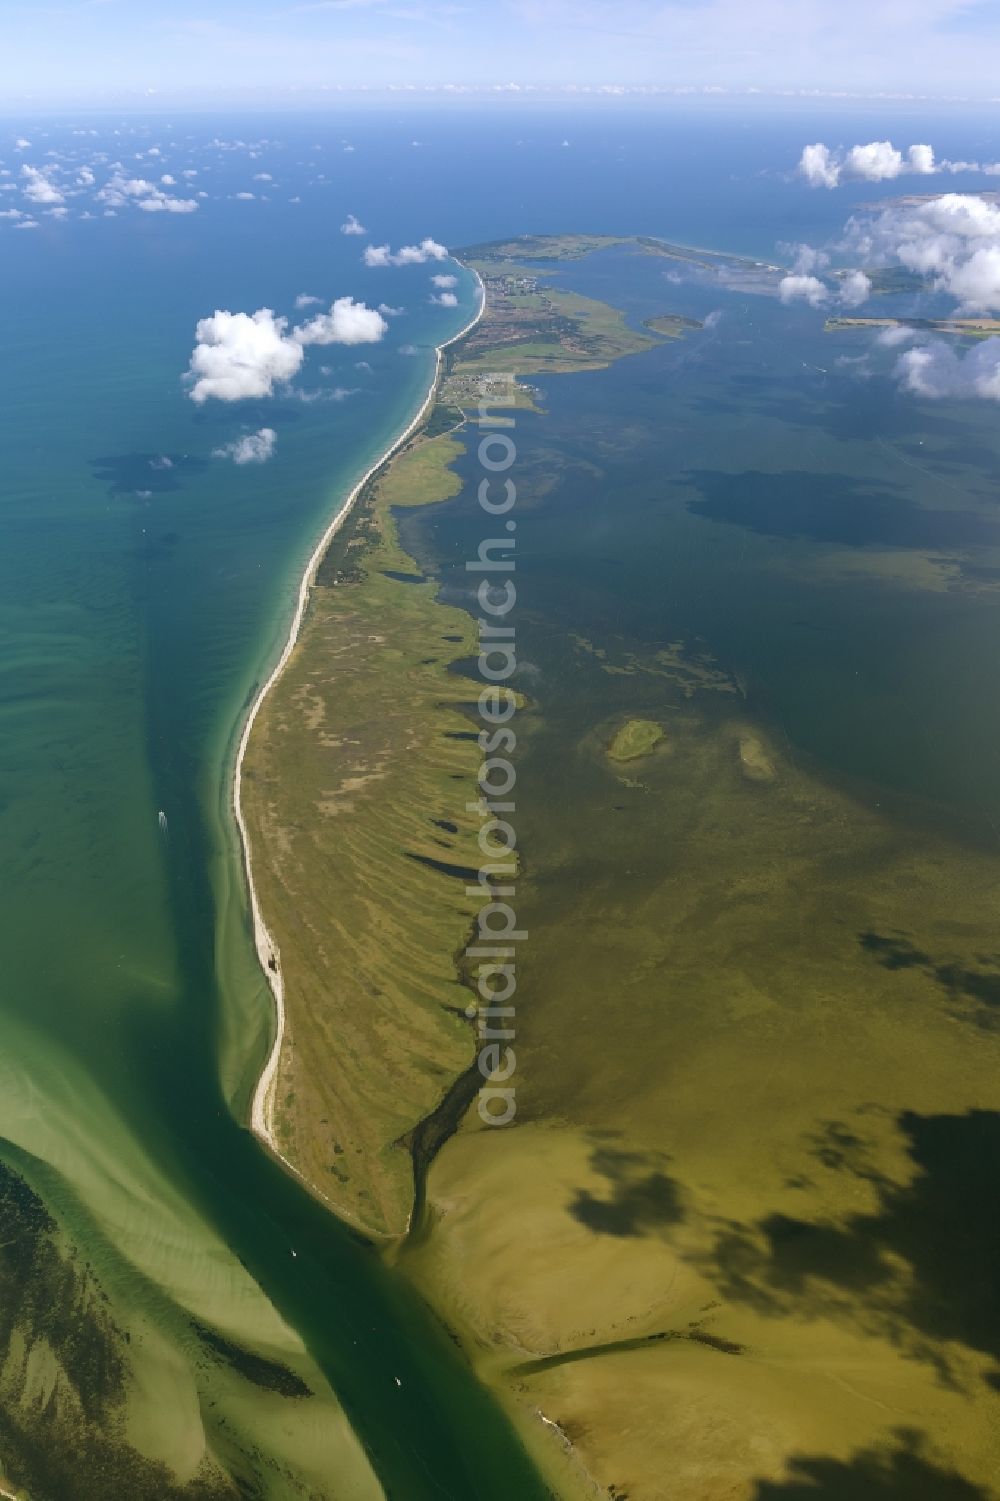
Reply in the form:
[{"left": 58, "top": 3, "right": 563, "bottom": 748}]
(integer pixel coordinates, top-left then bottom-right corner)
[
  {"left": 418, "top": 246, "right": 1000, "bottom": 837},
  {"left": 398, "top": 238, "right": 1000, "bottom": 1492}
]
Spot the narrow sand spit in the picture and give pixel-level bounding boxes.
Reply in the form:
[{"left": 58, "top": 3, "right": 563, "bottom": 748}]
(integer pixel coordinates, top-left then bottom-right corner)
[{"left": 233, "top": 271, "right": 486, "bottom": 1174}]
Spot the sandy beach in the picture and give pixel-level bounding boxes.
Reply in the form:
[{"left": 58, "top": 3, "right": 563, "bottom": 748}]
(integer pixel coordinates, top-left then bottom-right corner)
[{"left": 233, "top": 269, "right": 486, "bottom": 1174}]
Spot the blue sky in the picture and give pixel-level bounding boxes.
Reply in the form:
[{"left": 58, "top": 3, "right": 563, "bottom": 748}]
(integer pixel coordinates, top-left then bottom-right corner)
[{"left": 4, "top": 0, "right": 1000, "bottom": 105}]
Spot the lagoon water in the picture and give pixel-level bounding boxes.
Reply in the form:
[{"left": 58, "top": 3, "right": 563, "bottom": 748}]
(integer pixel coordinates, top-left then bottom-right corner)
[{"left": 3, "top": 103, "right": 1000, "bottom": 1495}]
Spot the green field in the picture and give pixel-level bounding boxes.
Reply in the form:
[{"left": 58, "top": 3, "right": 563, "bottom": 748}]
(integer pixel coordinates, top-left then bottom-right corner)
[{"left": 242, "top": 432, "right": 484, "bottom": 1238}]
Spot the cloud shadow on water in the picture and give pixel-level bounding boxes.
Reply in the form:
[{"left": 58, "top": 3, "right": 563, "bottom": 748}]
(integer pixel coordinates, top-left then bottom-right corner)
[
  {"left": 91, "top": 452, "right": 209, "bottom": 498},
  {"left": 753, "top": 1430, "right": 991, "bottom": 1498},
  {"left": 707, "top": 1108, "right": 1000, "bottom": 1384},
  {"left": 859, "top": 930, "right": 1000, "bottom": 1024},
  {"left": 568, "top": 1145, "right": 685, "bottom": 1238},
  {"left": 683, "top": 468, "right": 1000, "bottom": 549}
]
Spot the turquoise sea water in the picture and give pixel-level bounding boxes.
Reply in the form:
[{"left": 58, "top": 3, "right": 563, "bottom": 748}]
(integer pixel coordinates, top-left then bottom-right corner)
[{"left": 3, "top": 104, "right": 1000, "bottom": 1495}]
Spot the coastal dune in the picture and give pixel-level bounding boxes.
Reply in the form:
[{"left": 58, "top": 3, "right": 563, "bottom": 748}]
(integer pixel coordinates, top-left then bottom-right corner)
[{"left": 233, "top": 272, "right": 486, "bottom": 1182}]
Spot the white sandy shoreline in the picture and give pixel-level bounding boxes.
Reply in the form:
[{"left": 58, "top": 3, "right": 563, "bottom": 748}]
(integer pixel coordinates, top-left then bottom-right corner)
[{"left": 233, "top": 268, "right": 486, "bottom": 1173}]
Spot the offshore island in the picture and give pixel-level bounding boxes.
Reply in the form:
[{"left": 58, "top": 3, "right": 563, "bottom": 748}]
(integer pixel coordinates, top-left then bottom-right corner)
[{"left": 239, "top": 234, "right": 1000, "bottom": 1500}]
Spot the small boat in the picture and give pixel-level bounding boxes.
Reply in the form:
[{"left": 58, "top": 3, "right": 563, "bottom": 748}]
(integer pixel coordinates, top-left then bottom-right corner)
[{"left": 158, "top": 811, "right": 168, "bottom": 836}]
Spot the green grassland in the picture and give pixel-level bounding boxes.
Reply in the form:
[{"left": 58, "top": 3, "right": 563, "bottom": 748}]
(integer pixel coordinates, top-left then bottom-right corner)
[
  {"left": 458, "top": 233, "right": 630, "bottom": 262},
  {"left": 241, "top": 432, "right": 485, "bottom": 1239},
  {"left": 441, "top": 275, "right": 661, "bottom": 413},
  {"left": 462, "top": 232, "right": 776, "bottom": 274}
]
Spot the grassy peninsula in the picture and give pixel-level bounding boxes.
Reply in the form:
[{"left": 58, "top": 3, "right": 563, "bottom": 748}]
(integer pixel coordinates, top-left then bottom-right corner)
[
  {"left": 240, "top": 428, "right": 483, "bottom": 1236},
  {"left": 240, "top": 234, "right": 682, "bottom": 1240}
]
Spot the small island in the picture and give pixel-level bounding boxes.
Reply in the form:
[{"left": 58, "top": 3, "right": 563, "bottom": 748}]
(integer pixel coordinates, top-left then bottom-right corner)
[
  {"left": 826, "top": 314, "right": 1000, "bottom": 338},
  {"left": 607, "top": 718, "right": 665, "bottom": 762},
  {"left": 643, "top": 313, "right": 704, "bottom": 338},
  {"left": 737, "top": 730, "right": 775, "bottom": 782}
]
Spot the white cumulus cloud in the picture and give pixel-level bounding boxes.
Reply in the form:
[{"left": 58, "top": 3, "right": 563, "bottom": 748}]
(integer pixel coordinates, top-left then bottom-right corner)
[
  {"left": 186, "top": 309, "right": 304, "bottom": 403},
  {"left": 213, "top": 427, "right": 278, "bottom": 464},
  {"left": 796, "top": 189, "right": 1000, "bottom": 399},
  {"left": 293, "top": 296, "right": 388, "bottom": 346},
  {"left": 944, "top": 245, "right": 1000, "bottom": 309},
  {"left": 896, "top": 339, "right": 1000, "bottom": 400},
  {"left": 837, "top": 269, "right": 872, "bottom": 308},
  {"left": 779, "top": 267, "right": 871, "bottom": 310},
  {"left": 395, "top": 237, "right": 448, "bottom": 264},
  {"left": 363, "top": 237, "right": 448, "bottom": 267},
  {"left": 799, "top": 140, "right": 936, "bottom": 188},
  {"left": 877, "top": 325, "right": 921, "bottom": 347},
  {"left": 340, "top": 213, "right": 366, "bottom": 235},
  {"left": 853, "top": 193, "right": 1000, "bottom": 312},
  {"left": 97, "top": 172, "right": 197, "bottom": 214},
  {"left": 798, "top": 143, "right": 840, "bottom": 189},
  {"left": 21, "top": 165, "right": 64, "bottom": 205},
  {"left": 780, "top": 240, "right": 830, "bottom": 275},
  {"left": 908, "top": 143, "right": 936, "bottom": 176},
  {"left": 779, "top": 273, "right": 829, "bottom": 307},
  {"left": 844, "top": 140, "right": 906, "bottom": 182}
]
